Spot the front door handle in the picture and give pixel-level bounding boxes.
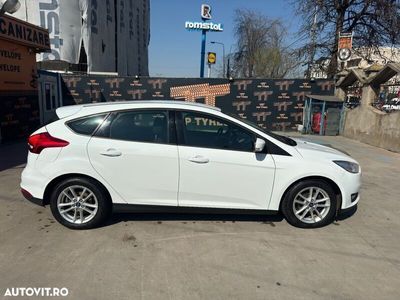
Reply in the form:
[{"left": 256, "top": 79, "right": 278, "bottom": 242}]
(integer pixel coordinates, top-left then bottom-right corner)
[
  {"left": 188, "top": 155, "right": 209, "bottom": 164},
  {"left": 100, "top": 148, "right": 122, "bottom": 157}
]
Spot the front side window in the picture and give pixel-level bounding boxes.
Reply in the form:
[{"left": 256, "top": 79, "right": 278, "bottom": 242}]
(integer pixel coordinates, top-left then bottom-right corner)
[
  {"left": 181, "top": 111, "right": 254, "bottom": 152},
  {"left": 228, "top": 113, "right": 297, "bottom": 146},
  {"left": 98, "top": 110, "right": 169, "bottom": 144}
]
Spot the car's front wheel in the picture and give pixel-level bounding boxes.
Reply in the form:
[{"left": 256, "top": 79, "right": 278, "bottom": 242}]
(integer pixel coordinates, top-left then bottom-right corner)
[
  {"left": 281, "top": 180, "right": 337, "bottom": 228},
  {"left": 50, "top": 177, "right": 111, "bottom": 229}
]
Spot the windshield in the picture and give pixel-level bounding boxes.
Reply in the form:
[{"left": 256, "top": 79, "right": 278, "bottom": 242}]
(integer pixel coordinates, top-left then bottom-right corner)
[{"left": 229, "top": 114, "right": 297, "bottom": 146}]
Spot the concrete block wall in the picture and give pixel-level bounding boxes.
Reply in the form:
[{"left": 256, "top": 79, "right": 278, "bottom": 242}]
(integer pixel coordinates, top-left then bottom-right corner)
[{"left": 343, "top": 86, "right": 400, "bottom": 153}]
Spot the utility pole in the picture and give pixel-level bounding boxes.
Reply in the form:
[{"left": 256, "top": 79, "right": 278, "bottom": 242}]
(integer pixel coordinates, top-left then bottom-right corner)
[
  {"left": 226, "top": 44, "right": 235, "bottom": 78},
  {"left": 306, "top": 6, "right": 318, "bottom": 79},
  {"left": 210, "top": 41, "right": 225, "bottom": 77},
  {"left": 226, "top": 57, "right": 230, "bottom": 78},
  {"left": 200, "top": 29, "right": 207, "bottom": 78}
]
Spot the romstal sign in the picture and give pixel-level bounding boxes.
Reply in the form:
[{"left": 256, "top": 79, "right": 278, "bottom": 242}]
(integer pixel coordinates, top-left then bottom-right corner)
[
  {"left": 184, "top": 21, "right": 223, "bottom": 32},
  {"left": 185, "top": 4, "right": 223, "bottom": 78}
]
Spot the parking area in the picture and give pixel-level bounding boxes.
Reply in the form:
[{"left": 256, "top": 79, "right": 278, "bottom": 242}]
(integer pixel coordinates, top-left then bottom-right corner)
[{"left": 0, "top": 135, "right": 400, "bottom": 300}]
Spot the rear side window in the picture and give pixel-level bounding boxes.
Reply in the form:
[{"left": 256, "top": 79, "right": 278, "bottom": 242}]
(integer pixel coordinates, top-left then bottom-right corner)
[
  {"left": 96, "top": 110, "right": 169, "bottom": 144},
  {"left": 67, "top": 114, "right": 107, "bottom": 135}
]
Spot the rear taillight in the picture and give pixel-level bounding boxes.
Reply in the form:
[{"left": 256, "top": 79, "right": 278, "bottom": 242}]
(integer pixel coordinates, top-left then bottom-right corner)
[{"left": 28, "top": 132, "right": 69, "bottom": 154}]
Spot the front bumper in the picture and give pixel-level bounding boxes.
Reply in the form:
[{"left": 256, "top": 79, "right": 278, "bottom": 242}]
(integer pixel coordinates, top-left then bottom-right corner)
[
  {"left": 337, "top": 203, "right": 358, "bottom": 221},
  {"left": 21, "top": 188, "right": 44, "bottom": 206},
  {"left": 339, "top": 170, "right": 361, "bottom": 209}
]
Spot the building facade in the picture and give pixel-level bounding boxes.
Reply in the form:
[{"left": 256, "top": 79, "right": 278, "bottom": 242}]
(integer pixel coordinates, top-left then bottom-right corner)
[
  {"left": 9, "top": 0, "right": 150, "bottom": 76},
  {"left": 311, "top": 47, "right": 400, "bottom": 80},
  {"left": 346, "top": 47, "right": 400, "bottom": 69},
  {"left": 0, "top": 14, "right": 50, "bottom": 142}
]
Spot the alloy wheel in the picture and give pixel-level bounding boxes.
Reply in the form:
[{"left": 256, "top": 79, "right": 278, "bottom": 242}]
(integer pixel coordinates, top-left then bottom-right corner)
[
  {"left": 292, "top": 186, "right": 331, "bottom": 224},
  {"left": 57, "top": 185, "right": 98, "bottom": 224}
]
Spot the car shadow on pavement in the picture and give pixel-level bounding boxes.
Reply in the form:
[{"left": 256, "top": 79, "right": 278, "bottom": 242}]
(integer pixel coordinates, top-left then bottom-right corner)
[
  {"left": 0, "top": 141, "right": 27, "bottom": 172},
  {"left": 105, "top": 205, "right": 357, "bottom": 228},
  {"left": 106, "top": 212, "right": 285, "bottom": 227}
]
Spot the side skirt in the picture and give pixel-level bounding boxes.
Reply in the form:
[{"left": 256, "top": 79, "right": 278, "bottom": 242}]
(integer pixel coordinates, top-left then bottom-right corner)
[{"left": 113, "top": 203, "right": 279, "bottom": 215}]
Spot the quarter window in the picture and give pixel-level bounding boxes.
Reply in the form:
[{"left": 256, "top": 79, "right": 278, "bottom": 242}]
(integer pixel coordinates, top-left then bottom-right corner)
[
  {"left": 102, "top": 110, "right": 169, "bottom": 144},
  {"left": 181, "top": 112, "right": 254, "bottom": 152},
  {"left": 67, "top": 114, "right": 107, "bottom": 135}
]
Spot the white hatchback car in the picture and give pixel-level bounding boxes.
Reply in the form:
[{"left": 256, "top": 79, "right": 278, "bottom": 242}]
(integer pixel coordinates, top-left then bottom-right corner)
[{"left": 21, "top": 101, "right": 361, "bottom": 229}]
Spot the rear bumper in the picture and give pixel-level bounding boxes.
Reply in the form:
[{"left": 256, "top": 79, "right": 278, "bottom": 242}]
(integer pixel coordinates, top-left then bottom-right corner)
[
  {"left": 21, "top": 188, "right": 44, "bottom": 206},
  {"left": 20, "top": 164, "right": 48, "bottom": 199}
]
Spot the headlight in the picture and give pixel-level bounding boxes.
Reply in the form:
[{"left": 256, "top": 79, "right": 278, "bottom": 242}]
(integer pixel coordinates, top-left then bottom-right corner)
[{"left": 333, "top": 160, "right": 360, "bottom": 173}]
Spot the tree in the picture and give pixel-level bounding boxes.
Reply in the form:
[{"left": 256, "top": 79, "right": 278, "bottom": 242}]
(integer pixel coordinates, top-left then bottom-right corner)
[
  {"left": 295, "top": 0, "right": 400, "bottom": 78},
  {"left": 231, "top": 9, "right": 301, "bottom": 78}
]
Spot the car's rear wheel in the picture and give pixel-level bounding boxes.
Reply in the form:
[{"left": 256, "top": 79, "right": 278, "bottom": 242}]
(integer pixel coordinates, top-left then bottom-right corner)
[
  {"left": 50, "top": 177, "right": 111, "bottom": 229},
  {"left": 281, "top": 180, "right": 337, "bottom": 228}
]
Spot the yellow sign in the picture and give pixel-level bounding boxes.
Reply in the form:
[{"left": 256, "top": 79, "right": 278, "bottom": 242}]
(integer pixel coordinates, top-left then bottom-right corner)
[
  {"left": 0, "top": 39, "right": 38, "bottom": 92},
  {"left": 207, "top": 52, "right": 216, "bottom": 64}
]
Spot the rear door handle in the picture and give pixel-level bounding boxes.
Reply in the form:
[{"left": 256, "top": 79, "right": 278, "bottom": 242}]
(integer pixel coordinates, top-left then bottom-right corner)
[
  {"left": 100, "top": 148, "right": 122, "bottom": 157},
  {"left": 188, "top": 155, "right": 209, "bottom": 164}
]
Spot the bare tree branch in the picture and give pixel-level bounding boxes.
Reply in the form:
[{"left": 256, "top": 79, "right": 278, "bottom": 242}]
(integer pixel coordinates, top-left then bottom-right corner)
[
  {"left": 293, "top": 0, "right": 400, "bottom": 78},
  {"left": 232, "top": 9, "right": 300, "bottom": 78}
]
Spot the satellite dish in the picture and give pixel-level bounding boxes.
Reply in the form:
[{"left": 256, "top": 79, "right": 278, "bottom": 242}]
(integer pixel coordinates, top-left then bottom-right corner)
[{"left": 0, "top": 0, "right": 21, "bottom": 15}]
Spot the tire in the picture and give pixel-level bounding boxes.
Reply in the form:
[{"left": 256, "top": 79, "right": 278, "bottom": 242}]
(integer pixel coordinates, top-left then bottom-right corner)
[
  {"left": 50, "top": 177, "right": 111, "bottom": 229},
  {"left": 281, "top": 180, "right": 337, "bottom": 228}
]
